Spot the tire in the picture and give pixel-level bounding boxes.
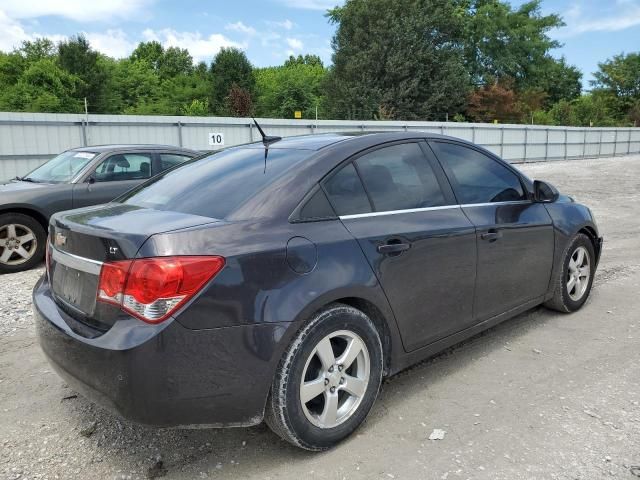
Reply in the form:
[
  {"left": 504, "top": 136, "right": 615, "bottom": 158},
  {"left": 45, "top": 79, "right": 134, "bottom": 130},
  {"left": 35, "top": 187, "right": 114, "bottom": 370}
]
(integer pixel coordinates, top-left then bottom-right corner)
[
  {"left": 544, "top": 233, "right": 595, "bottom": 313},
  {"left": 265, "top": 303, "right": 383, "bottom": 451},
  {"left": 0, "top": 213, "right": 46, "bottom": 274}
]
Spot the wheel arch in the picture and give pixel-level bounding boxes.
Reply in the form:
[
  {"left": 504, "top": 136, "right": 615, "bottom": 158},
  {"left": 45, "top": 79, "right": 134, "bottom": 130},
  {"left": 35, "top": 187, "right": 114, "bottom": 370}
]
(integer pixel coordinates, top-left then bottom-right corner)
[
  {"left": 0, "top": 206, "right": 49, "bottom": 233},
  {"left": 332, "top": 297, "right": 394, "bottom": 376},
  {"left": 577, "top": 225, "right": 601, "bottom": 261}
]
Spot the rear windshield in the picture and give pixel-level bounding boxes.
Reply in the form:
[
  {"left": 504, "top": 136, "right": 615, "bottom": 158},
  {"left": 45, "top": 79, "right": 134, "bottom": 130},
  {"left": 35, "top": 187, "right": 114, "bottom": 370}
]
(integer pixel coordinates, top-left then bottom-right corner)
[{"left": 118, "top": 147, "right": 312, "bottom": 219}]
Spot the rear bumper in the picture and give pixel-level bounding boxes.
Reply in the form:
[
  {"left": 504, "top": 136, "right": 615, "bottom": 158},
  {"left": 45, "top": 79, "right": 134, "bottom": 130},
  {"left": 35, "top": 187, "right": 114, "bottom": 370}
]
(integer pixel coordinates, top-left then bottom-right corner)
[{"left": 33, "top": 276, "right": 290, "bottom": 427}]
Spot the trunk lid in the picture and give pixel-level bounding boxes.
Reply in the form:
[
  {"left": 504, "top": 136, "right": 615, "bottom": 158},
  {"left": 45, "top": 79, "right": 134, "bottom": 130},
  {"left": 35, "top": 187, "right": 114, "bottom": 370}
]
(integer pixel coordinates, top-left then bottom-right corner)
[{"left": 48, "top": 203, "right": 220, "bottom": 333}]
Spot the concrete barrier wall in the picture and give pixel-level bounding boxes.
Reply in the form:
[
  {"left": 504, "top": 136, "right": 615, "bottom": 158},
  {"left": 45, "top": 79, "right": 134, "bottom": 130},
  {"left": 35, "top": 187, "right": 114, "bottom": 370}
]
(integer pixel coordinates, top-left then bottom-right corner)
[{"left": 1, "top": 111, "right": 639, "bottom": 180}]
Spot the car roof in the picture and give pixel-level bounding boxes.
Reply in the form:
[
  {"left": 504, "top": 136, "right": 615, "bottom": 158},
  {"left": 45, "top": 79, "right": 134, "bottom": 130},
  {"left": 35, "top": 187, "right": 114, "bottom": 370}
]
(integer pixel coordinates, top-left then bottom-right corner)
[
  {"left": 69, "top": 144, "right": 198, "bottom": 153},
  {"left": 242, "top": 131, "right": 466, "bottom": 151}
]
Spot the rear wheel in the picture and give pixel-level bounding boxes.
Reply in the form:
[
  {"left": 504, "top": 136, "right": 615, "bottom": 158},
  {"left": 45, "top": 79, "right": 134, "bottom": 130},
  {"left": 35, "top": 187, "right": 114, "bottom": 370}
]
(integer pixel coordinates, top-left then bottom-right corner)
[
  {"left": 0, "top": 213, "right": 46, "bottom": 274},
  {"left": 265, "top": 304, "right": 383, "bottom": 451},
  {"left": 544, "top": 233, "right": 595, "bottom": 312}
]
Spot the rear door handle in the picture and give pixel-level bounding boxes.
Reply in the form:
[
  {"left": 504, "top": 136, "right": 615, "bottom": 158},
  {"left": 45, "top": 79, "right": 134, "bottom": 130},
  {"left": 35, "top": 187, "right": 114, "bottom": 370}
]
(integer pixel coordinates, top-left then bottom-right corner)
[
  {"left": 377, "top": 242, "right": 411, "bottom": 254},
  {"left": 481, "top": 229, "right": 503, "bottom": 242}
]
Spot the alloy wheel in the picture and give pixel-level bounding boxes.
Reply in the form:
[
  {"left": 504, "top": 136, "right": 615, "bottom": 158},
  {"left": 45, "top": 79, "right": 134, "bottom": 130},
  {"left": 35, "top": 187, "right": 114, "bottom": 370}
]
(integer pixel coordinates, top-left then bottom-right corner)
[
  {"left": 567, "top": 245, "right": 590, "bottom": 301},
  {"left": 299, "top": 330, "right": 370, "bottom": 429},
  {"left": 0, "top": 223, "right": 38, "bottom": 266}
]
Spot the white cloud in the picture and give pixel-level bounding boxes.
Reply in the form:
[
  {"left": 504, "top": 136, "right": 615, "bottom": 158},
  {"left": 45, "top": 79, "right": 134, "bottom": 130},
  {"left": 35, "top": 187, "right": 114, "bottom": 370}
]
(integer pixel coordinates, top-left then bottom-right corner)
[
  {"left": 277, "top": 0, "right": 342, "bottom": 10},
  {"left": 143, "top": 28, "right": 243, "bottom": 62},
  {"left": 83, "top": 29, "right": 135, "bottom": 58},
  {"left": 0, "top": 9, "right": 31, "bottom": 51},
  {"left": 558, "top": 1, "right": 640, "bottom": 37},
  {"left": 266, "top": 19, "right": 295, "bottom": 30},
  {"left": 286, "top": 37, "right": 304, "bottom": 51},
  {"left": 0, "top": 0, "right": 152, "bottom": 22},
  {"left": 225, "top": 21, "right": 257, "bottom": 36}
]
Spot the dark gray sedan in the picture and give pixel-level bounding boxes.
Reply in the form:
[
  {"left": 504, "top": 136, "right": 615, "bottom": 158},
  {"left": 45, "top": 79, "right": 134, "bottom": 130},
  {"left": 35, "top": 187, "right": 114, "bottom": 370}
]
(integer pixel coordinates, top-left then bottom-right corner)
[
  {"left": 0, "top": 145, "right": 198, "bottom": 273},
  {"left": 34, "top": 132, "right": 602, "bottom": 451}
]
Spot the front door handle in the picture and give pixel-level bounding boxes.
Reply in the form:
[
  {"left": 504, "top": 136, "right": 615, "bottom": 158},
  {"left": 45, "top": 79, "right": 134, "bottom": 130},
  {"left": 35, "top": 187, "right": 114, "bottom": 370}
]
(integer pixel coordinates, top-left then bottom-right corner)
[
  {"left": 377, "top": 242, "right": 411, "bottom": 254},
  {"left": 481, "top": 229, "right": 503, "bottom": 242}
]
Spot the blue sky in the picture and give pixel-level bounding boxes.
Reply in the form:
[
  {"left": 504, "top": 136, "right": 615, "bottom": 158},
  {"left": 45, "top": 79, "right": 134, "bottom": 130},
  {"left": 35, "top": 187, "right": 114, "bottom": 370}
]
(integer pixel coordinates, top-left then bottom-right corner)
[{"left": 0, "top": 0, "right": 638, "bottom": 88}]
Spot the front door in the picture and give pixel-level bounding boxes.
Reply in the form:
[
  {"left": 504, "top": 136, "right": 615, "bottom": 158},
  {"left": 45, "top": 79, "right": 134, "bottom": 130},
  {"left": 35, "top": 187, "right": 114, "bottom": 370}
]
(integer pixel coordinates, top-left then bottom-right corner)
[
  {"left": 429, "top": 141, "right": 555, "bottom": 320},
  {"left": 72, "top": 152, "right": 154, "bottom": 209},
  {"left": 323, "top": 141, "right": 477, "bottom": 352}
]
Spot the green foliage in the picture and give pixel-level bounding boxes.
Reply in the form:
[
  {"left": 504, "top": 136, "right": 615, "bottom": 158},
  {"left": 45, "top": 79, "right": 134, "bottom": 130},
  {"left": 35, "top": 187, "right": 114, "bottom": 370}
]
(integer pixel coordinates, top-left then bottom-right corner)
[
  {"left": 210, "top": 48, "right": 255, "bottom": 115},
  {"left": 0, "top": 8, "right": 635, "bottom": 128},
  {"left": 181, "top": 99, "right": 210, "bottom": 116},
  {"left": 326, "top": 0, "right": 471, "bottom": 120},
  {"left": 58, "top": 35, "right": 109, "bottom": 112},
  {"left": 254, "top": 62, "right": 327, "bottom": 119},
  {"left": 463, "top": 1, "right": 564, "bottom": 87},
  {"left": 4, "top": 58, "right": 80, "bottom": 112},
  {"left": 591, "top": 53, "right": 640, "bottom": 123}
]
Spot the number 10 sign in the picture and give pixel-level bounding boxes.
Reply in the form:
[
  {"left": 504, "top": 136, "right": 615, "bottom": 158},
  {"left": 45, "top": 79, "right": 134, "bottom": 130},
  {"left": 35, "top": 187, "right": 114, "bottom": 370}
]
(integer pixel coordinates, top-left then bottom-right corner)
[{"left": 208, "top": 132, "right": 225, "bottom": 146}]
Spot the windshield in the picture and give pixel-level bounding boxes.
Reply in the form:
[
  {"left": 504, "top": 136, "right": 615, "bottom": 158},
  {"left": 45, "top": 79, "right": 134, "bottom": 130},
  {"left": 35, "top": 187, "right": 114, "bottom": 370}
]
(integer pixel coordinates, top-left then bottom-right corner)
[
  {"left": 119, "top": 146, "right": 312, "bottom": 219},
  {"left": 25, "top": 151, "right": 96, "bottom": 183}
]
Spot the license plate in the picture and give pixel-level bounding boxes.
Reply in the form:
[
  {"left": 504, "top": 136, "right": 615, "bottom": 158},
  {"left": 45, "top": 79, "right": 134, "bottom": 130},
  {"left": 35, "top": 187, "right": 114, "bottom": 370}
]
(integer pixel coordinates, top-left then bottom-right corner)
[{"left": 51, "top": 262, "right": 97, "bottom": 315}]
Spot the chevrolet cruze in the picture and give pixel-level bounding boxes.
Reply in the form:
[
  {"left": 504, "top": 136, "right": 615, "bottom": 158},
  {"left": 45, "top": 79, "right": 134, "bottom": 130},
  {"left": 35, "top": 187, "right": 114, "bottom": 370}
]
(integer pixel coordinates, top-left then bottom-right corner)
[{"left": 34, "top": 132, "right": 602, "bottom": 451}]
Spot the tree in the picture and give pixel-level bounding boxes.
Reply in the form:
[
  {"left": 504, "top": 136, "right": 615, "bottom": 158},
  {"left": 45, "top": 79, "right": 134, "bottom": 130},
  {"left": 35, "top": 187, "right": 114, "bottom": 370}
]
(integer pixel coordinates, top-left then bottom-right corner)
[
  {"left": 158, "top": 47, "right": 193, "bottom": 78},
  {"left": 326, "top": 0, "right": 470, "bottom": 120},
  {"left": 225, "top": 84, "right": 253, "bottom": 117},
  {"left": 130, "top": 41, "right": 164, "bottom": 69},
  {"left": 210, "top": 48, "right": 254, "bottom": 115},
  {"left": 467, "top": 81, "right": 522, "bottom": 123},
  {"left": 58, "top": 35, "right": 108, "bottom": 112},
  {"left": 463, "top": 0, "right": 563, "bottom": 87},
  {"left": 284, "top": 54, "right": 324, "bottom": 68},
  {"left": 20, "top": 38, "right": 56, "bottom": 62},
  {"left": 254, "top": 62, "right": 328, "bottom": 119},
  {"left": 181, "top": 99, "right": 209, "bottom": 116},
  {"left": 525, "top": 56, "right": 581, "bottom": 105},
  {"left": 592, "top": 53, "right": 640, "bottom": 122},
  {"left": 8, "top": 59, "right": 80, "bottom": 112}
]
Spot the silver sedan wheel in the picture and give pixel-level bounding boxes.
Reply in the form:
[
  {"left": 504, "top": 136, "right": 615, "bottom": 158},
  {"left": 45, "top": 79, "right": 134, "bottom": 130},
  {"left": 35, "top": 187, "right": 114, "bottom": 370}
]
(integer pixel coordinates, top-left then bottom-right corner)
[
  {"left": 300, "top": 330, "right": 370, "bottom": 429},
  {"left": 567, "top": 246, "right": 590, "bottom": 301},
  {"left": 0, "top": 223, "right": 38, "bottom": 266}
]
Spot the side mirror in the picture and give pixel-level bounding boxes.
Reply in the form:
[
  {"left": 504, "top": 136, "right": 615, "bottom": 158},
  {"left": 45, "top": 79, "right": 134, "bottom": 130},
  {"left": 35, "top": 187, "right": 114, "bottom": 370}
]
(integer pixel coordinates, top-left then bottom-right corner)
[
  {"left": 87, "top": 176, "right": 96, "bottom": 185},
  {"left": 533, "top": 180, "right": 559, "bottom": 203}
]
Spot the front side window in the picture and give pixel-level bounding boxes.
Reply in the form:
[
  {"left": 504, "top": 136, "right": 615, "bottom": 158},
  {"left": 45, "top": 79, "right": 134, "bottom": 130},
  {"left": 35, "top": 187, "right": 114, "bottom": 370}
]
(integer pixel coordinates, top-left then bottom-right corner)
[
  {"left": 94, "top": 153, "right": 153, "bottom": 182},
  {"left": 355, "top": 143, "right": 446, "bottom": 212},
  {"left": 430, "top": 142, "right": 526, "bottom": 204}
]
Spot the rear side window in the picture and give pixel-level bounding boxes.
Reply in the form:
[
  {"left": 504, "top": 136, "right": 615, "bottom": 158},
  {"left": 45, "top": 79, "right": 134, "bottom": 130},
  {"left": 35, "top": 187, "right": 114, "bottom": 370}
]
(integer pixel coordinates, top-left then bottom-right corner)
[
  {"left": 355, "top": 143, "right": 446, "bottom": 211},
  {"left": 94, "top": 153, "right": 152, "bottom": 182},
  {"left": 159, "top": 153, "right": 192, "bottom": 172},
  {"left": 431, "top": 142, "right": 526, "bottom": 204},
  {"left": 119, "top": 147, "right": 312, "bottom": 219},
  {"left": 323, "top": 163, "right": 372, "bottom": 216}
]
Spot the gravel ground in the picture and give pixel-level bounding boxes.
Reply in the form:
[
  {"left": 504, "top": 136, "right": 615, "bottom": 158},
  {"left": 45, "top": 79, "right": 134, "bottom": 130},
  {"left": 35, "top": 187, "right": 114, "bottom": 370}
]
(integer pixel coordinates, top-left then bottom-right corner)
[{"left": 1, "top": 155, "right": 639, "bottom": 480}]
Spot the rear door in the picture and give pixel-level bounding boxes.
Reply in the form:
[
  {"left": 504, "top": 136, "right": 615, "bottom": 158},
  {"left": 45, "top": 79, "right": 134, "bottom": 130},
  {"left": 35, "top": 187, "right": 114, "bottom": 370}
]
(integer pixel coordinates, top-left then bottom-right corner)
[
  {"left": 72, "top": 152, "right": 154, "bottom": 208},
  {"left": 429, "top": 140, "right": 555, "bottom": 320},
  {"left": 323, "top": 141, "right": 477, "bottom": 352}
]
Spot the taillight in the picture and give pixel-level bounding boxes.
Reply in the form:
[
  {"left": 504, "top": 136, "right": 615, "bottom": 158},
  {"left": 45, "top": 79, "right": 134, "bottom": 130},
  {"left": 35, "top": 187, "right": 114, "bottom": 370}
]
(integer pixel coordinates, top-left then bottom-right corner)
[
  {"left": 97, "top": 256, "right": 225, "bottom": 324},
  {"left": 45, "top": 241, "right": 52, "bottom": 279}
]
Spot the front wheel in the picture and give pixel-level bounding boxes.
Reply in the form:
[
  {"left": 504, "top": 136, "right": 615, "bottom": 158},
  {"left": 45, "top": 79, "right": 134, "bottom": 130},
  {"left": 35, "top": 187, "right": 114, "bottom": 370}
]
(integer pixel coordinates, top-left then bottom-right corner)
[
  {"left": 265, "top": 304, "right": 383, "bottom": 451},
  {"left": 0, "top": 213, "right": 46, "bottom": 274},
  {"left": 544, "top": 233, "right": 595, "bottom": 312}
]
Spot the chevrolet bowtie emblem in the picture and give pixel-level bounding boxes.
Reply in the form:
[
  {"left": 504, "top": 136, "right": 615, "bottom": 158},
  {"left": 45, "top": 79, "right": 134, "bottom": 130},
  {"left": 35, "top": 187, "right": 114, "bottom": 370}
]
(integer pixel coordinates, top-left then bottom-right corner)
[{"left": 54, "top": 232, "right": 67, "bottom": 247}]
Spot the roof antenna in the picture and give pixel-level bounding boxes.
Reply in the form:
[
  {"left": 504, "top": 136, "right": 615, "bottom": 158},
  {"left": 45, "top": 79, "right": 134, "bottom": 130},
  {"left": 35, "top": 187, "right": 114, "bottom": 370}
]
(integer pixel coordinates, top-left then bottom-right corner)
[
  {"left": 252, "top": 117, "right": 282, "bottom": 147},
  {"left": 252, "top": 118, "right": 282, "bottom": 173}
]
